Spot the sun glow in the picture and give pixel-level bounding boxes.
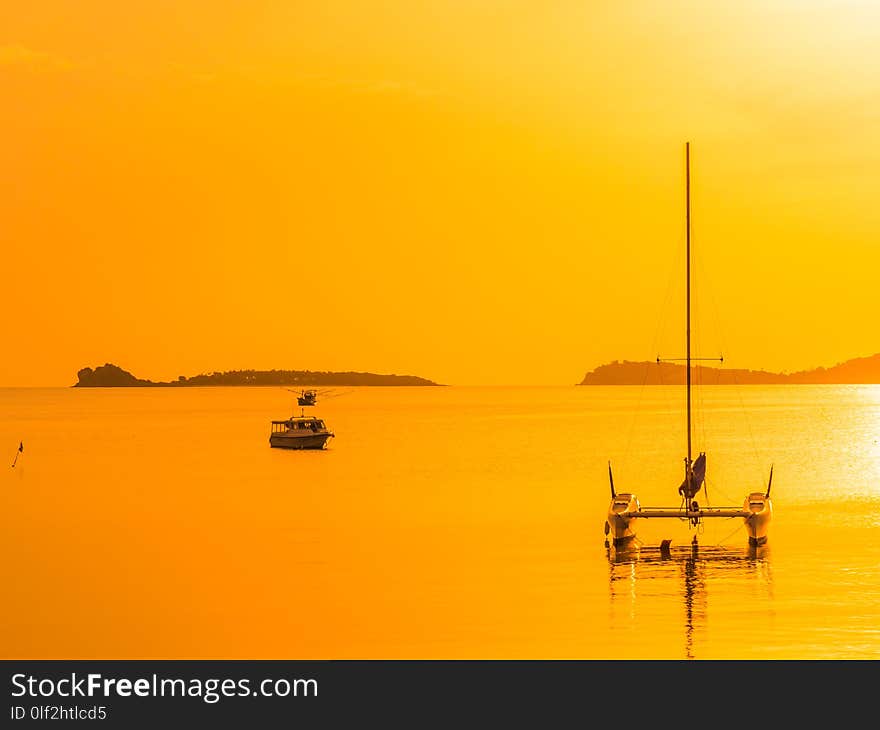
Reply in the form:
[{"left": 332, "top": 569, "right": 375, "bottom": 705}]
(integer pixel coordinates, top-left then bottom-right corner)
[{"left": 2, "top": 1, "right": 879, "bottom": 387}]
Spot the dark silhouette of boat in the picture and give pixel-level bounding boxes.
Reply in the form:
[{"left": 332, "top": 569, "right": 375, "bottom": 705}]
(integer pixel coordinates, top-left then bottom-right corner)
[
  {"left": 605, "top": 143, "right": 773, "bottom": 549},
  {"left": 269, "top": 415, "right": 334, "bottom": 450}
]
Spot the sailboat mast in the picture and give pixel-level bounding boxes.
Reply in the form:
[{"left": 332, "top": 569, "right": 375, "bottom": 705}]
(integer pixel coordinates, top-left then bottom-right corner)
[{"left": 685, "top": 142, "right": 693, "bottom": 488}]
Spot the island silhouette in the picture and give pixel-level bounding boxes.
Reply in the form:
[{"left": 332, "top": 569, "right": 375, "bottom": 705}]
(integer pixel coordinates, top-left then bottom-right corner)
[
  {"left": 74, "top": 363, "right": 441, "bottom": 387},
  {"left": 579, "top": 353, "right": 880, "bottom": 385}
]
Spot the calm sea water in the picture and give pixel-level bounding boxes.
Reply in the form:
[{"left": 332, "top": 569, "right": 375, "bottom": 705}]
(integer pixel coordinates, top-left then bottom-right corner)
[{"left": 2, "top": 384, "right": 879, "bottom": 659}]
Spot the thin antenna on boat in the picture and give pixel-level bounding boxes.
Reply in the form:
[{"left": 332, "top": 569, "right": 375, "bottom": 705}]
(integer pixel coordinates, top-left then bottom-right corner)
[
  {"left": 766, "top": 464, "right": 774, "bottom": 498},
  {"left": 608, "top": 461, "right": 616, "bottom": 499}
]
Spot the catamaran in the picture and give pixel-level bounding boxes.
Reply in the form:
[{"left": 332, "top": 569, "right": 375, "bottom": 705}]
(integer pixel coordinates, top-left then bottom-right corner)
[{"left": 605, "top": 143, "right": 773, "bottom": 549}]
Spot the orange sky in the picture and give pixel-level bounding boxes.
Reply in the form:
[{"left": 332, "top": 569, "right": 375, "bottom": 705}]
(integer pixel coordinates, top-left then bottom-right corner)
[{"left": 3, "top": 1, "right": 879, "bottom": 386}]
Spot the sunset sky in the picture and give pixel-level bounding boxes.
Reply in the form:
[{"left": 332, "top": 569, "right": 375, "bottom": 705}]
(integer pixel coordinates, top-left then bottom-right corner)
[{"left": 3, "top": 1, "right": 879, "bottom": 386}]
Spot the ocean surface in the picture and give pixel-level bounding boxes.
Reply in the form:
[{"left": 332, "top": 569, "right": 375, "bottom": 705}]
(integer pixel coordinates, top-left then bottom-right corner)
[{"left": 2, "top": 384, "right": 879, "bottom": 659}]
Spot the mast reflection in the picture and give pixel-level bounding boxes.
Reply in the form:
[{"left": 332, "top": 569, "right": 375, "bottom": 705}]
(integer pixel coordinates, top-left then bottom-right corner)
[{"left": 607, "top": 540, "right": 773, "bottom": 659}]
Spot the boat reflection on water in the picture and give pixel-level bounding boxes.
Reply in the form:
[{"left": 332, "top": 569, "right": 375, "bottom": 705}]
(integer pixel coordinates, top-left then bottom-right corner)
[{"left": 607, "top": 541, "right": 774, "bottom": 659}]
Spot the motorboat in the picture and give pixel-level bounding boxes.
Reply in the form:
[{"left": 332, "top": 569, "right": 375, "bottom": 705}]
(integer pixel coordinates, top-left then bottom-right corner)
[{"left": 269, "top": 415, "right": 334, "bottom": 450}]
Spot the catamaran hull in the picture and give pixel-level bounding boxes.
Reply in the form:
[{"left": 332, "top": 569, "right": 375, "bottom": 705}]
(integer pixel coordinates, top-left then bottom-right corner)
[
  {"left": 744, "top": 493, "right": 772, "bottom": 546},
  {"left": 607, "top": 493, "right": 641, "bottom": 546},
  {"left": 269, "top": 434, "right": 333, "bottom": 450}
]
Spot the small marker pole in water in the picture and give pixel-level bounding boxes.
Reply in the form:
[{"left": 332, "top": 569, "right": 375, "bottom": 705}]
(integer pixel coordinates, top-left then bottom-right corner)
[{"left": 11, "top": 441, "right": 23, "bottom": 467}]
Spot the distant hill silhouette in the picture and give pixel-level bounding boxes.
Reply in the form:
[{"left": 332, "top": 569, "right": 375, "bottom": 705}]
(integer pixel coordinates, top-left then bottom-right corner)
[
  {"left": 579, "top": 353, "right": 880, "bottom": 385},
  {"left": 74, "top": 363, "right": 440, "bottom": 387}
]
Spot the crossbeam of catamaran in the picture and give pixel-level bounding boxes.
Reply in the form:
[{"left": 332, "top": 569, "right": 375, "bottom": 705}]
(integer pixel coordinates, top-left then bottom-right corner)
[
  {"left": 632, "top": 508, "right": 752, "bottom": 518},
  {"left": 604, "top": 142, "right": 773, "bottom": 549}
]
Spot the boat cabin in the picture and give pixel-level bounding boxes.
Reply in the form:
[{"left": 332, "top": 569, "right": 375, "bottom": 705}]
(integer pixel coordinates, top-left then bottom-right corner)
[{"left": 271, "top": 417, "right": 328, "bottom": 434}]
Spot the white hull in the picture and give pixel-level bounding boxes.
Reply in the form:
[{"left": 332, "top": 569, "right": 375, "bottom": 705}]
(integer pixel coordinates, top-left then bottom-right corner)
[
  {"left": 743, "top": 492, "right": 772, "bottom": 546},
  {"left": 607, "top": 493, "right": 640, "bottom": 546},
  {"left": 269, "top": 433, "right": 333, "bottom": 450}
]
